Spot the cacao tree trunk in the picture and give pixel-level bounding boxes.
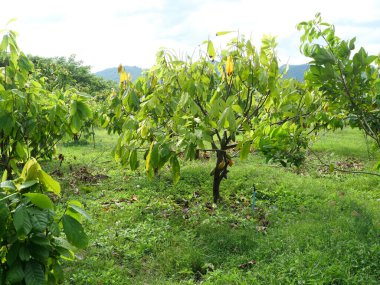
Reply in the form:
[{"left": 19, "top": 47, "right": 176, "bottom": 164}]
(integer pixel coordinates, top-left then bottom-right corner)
[
  {"left": 212, "top": 149, "right": 225, "bottom": 203},
  {"left": 213, "top": 167, "right": 223, "bottom": 203}
]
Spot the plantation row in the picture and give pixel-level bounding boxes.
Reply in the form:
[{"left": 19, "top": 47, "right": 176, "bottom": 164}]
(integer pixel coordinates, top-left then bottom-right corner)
[{"left": 0, "top": 14, "right": 379, "bottom": 284}]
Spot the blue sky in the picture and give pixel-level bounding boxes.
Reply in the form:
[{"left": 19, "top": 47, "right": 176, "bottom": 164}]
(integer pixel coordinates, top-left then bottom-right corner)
[{"left": 1, "top": 0, "right": 379, "bottom": 72}]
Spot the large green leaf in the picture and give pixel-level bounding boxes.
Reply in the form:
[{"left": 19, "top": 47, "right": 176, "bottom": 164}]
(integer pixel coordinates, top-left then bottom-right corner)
[
  {"left": 24, "top": 193, "right": 54, "bottom": 209},
  {"left": 76, "top": 100, "right": 93, "bottom": 119},
  {"left": 146, "top": 142, "right": 160, "bottom": 171},
  {"left": 28, "top": 208, "right": 50, "bottom": 232},
  {"left": 70, "top": 114, "right": 81, "bottom": 133},
  {"left": 13, "top": 205, "right": 32, "bottom": 237},
  {"left": 6, "top": 261, "right": 24, "bottom": 283},
  {"left": 24, "top": 260, "right": 46, "bottom": 285},
  {"left": 129, "top": 149, "right": 138, "bottom": 170},
  {"left": 21, "top": 158, "right": 41, "bottom": 182},
  {"left": 37, "top": 169, "right": 61, "bottom": 196},
  {"left": 62, "top": 214, "right": 88, "bottom": 249}
]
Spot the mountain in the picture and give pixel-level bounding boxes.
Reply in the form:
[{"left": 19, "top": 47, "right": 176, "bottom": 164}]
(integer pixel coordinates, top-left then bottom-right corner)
[
  {"left": 95, "top": 66, "right": 143, "bottom": 82},
  {"left": 280, "top": 64, "right": 309, "bottom": 81},
  {"left": 95, "top": 64, "right": 309, "bottom": 83}
]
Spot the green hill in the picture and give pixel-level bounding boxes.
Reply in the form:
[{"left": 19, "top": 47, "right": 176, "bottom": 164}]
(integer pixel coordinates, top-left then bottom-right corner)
[{"left": 95, "top": 66, "right": 143, "bottom": 82}]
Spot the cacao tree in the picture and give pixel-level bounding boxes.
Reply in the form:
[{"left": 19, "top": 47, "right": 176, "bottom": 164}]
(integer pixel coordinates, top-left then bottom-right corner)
[
  {"left": 298, "top": 13, "right": 380, "bottom": 169},
  {"left": 0, "top": 27, "right": 92, "bottom": 177},
  {"left": 104, "top": 34, "right": 318, "bottom": 202}
]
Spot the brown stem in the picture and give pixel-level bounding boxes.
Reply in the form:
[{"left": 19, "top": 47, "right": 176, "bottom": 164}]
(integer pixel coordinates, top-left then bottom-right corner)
[{"left": 212, "top": 150, "right": 224, "bottom": 203}]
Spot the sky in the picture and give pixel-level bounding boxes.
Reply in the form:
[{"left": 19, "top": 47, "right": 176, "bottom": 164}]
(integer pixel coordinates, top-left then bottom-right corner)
[{"left": 1, "top": 0, "right": 379, "bottom": 72}]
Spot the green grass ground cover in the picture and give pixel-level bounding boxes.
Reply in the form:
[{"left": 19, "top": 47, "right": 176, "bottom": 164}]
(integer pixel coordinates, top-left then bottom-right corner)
[{"left": 42, "top": 128, "right": 379, "bottom": 284}]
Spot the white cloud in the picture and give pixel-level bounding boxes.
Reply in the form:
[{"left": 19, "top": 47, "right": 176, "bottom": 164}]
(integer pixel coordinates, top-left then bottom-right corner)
[{"left": 0, "top": 0, "right": 379, "bottom": 72}]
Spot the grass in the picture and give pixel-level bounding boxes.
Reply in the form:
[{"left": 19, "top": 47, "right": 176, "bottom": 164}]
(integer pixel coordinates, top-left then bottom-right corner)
[{"left": 41, "top": 128, "right": 380, "bottom": 284}]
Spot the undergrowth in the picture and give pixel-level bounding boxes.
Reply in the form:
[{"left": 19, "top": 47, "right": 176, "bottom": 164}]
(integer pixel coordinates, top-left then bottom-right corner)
[{"left": 40, "top": 128, "right": 379, "bottom": 284}]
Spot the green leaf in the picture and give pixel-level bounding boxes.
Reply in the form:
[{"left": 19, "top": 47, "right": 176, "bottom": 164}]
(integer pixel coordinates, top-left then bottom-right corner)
[
  {"left": 140, "top": 124, "right": 149, "bottom": 139},
  {"left": 62, "top": 214, "right": 88, "bottom": 249},
  {"left": 349, "top": 37, "right": 356, "bottom": 50},
  {"left": 6, "top": 242, "right": 20, "bottom": 265},
  {"left": 6, "top": 18, "right": 17, "bottom": 26},
  {"left": 231, "top": 104, "right": 243, "bottom": 114},
  {"left": 68, "top": 203, "right": 91, "bottom": 221},
  {"left": 146, "top": 142, "right": 160, "bottom": 171},
  {"left": 24, "top": 260, "right": 46, "bottom": 285},
  {"left": 69, "top": 100, "right": 77, "bottom": 116},
  {"left": 207, "top": 40, "right": 216, "bottom": 60},
  {"left": 19, "top": 180, "right": 38, "bottom": 190},
  {"left": 24, "top": 193, "right": 54, "bottom": 209},
  {"left": 28, "top": 208, "right": 50, "bottom": 232},
  {"left": 6, "top": 261, "right": 24, "bottom": 283},
  {"left": 10, "top": 159, "right": 20, "bottom": 176},
  {"left": 0, "top": 34, "right": 9, "bottom": 52},
  {"left": 19, "top": 245, "right": 31, "bottom": 261},
  {"left": 240, "top": 142, "right": 251, "bottom": 160},
  {"left": 127, "top": 89, "right": 140, "bottom": 111},
  {"left": 216, "top": 31, "right": 235, "bottom": 36},
  {"left": 76, "top": 100, "right": 93, "bottom": 119},
  {"left": 178, "top": 92, "right": 189, "bottom": 109},
  {"left": 21, "top": 159, "right": 41, "bottom": 182},
  {"left": 37, "top": 169, "right": 61, "bottom": 196},
  {"left": 52, "top": 263, "right": 64, "bottom": 283},
  {"left": 16, "top": 141, "right": 28, "bottom": 160},
  {"left": 70, "top": 114, "right": 81, "bottom": 133},
  {"left": 129, "top": 149, "right": 138, "bottom": 170},
  {"left": 13, "top": 205, "right": 32, "bottom": 236},
  {"left": 1, "top": 169, "right": 7, "bottom": 182},
  {"left": 303, "top": 91, "right": 313, "bottom": 106},
  {"left": 218, "top": 107, "right": 229, "bottom": 130},
  {"left": 170, "top": 155, "right": 180, "bottom": 183},
  {"left": 226, "top": 107, "right": 237, "bottom": 132}
]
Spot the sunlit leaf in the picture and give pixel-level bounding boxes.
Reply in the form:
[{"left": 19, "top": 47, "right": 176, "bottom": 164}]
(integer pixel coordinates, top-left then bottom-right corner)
[
  {"left": 207, "top": 40, "right": 216, "bottom": 60},
  {"left": 216, "top": 31, "right": 235, "bottom": 36},
  {"left": 24, "top": 193, "right": 54, "bottom": 209}
]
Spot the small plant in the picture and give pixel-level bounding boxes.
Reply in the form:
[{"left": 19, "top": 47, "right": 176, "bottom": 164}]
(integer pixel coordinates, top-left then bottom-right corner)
[{"left": 0, "top": 158, "right": 89, "bottom": 284}]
